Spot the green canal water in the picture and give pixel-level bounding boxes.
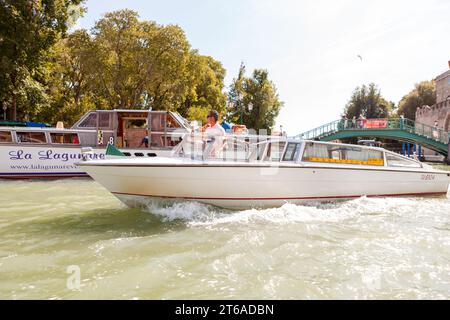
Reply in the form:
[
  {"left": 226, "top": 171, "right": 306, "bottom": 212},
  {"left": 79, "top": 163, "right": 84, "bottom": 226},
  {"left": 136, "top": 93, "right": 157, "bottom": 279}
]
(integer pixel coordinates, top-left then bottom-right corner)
[{"left": 0, "top": 173, "right": 450, "bottom": 299}]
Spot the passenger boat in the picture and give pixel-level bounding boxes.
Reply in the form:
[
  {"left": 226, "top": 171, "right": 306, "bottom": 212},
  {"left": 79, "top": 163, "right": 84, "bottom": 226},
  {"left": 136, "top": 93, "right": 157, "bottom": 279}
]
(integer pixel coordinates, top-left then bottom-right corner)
[
  {"left": 78, "top": 137, "right": 450, "bottom": 209},
  {"left": 0, "top": 110, "right": 191, "bottom": 178}
]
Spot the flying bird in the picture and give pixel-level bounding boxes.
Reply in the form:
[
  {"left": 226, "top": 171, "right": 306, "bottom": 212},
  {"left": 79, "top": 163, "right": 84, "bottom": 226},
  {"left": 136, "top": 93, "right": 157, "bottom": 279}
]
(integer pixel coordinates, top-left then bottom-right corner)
[{"left": 357, "top": 55, "right": 363, "bottom": 62}]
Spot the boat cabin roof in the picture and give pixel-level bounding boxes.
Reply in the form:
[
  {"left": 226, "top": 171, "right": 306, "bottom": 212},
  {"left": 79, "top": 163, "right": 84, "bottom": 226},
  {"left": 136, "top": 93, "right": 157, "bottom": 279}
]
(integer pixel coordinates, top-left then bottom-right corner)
[
  {"left": 0, "top": 126, "right": 91, "bottom": 133},
  {"left": 71, "top": 109, "right": 191, "bottom": 131}
]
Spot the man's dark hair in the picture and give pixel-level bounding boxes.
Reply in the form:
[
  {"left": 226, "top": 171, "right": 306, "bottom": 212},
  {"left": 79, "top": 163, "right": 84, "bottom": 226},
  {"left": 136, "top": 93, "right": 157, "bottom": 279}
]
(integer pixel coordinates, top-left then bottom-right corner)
[{"left": 208, "top": 110, "right": 219, "bottom": 121}]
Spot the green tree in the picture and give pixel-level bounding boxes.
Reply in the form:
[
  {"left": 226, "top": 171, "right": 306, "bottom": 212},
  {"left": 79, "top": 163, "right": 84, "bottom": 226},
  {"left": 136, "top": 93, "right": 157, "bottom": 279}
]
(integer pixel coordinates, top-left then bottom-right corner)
[
  {"left": 227, "top": 64, "right": 283, "bottom": 132},
  {"left": 88, "top": 10, "right": 194, "bottom": 111},
  {"left": 40, "top": 29, "right": 98, "bottom": 124},
  {"left": 182, "top": 53, "right": 227, "bottom": 121},
  {"left": 0, "top": 0, "right": 85, "bottom": 120},
  {"left": 226, "top": 62, "right": 246, "bottom": 124},
  {"left": 46, "top": 9, "right": 227, "bottom": 125},
  {"left": 1, "top": 6, "right": 228, "bottom": 126},
  {"left": 397, "top": 80, "right": 436, "bottom": 120},
  {"left": 344, "top": 83, "right": 393, "bottom": 119}
]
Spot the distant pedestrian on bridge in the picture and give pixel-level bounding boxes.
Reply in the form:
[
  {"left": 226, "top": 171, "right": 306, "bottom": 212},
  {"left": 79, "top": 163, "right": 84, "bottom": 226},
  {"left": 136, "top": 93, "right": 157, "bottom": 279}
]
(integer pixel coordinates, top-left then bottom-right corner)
[
  {"left": 358, "top": 114, "right": 366, "bottom": 129},
  {"left": 340, "top": 114, "right": 348, "bottom": 130},
  {"left": 433, "top": 120, "right": 439, "bottom": 140},
  {"left": 400, "top": 114, "right": 405, "bottom": 129}
]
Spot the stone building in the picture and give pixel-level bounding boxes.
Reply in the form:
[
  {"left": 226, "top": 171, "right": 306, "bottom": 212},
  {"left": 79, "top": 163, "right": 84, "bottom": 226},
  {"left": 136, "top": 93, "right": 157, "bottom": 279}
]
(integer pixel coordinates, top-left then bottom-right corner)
[
  {"left": 436, "top": 66, "right": 450, "bottom": 105},
  {"left": 416, "top": 61, "right": 450, "bottom": 131},
  {"left": 415, "top": 61, "right": 450, "bottom": 161}
]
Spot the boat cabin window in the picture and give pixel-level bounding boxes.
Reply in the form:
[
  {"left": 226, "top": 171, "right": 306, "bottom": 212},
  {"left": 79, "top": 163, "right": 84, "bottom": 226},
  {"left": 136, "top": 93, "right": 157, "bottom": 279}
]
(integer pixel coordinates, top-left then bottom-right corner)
[
  {"left": 282, "top": 143, "right": 301, "bottom": 161},
  {"left": 248, "top": 142, "right": 267, "bottom": 161},
  {"left": 126, "top": 119, "right": 147, "bottom": 129},
  {"left": 0, "top": 131, "right": 12, "bottom": 143},
  {"left": 150, "top": 113, "right": 165, "bottom": 131},
  {"left": 98, "top": 112, "right": 111, "bottom": 128},
  {"left": 16, "top": 131, "right": 47, "bottom": 144},
  {"left": 171, "top": 112, "right": 191, "bottom": 129},
  {"left": 386, "top": 153, "right": 422, "bottom": 168},
  {"left": 302, "top": 142, "right": 384, "bottom": 166},
  {"left": 50, "top": 133, "right": 80, "bottom": 144},
  {"left": 264, "top": 141, "right": 286, "bottom": 161},
  {"left": 79, "top": 112, "right": 97, "bottom": 128},
  {"left": 166, "top": 114, "right": 181, "bottom": 129},
  {"left": 118, "top": 115, "right": 148, "bottom": 148}
]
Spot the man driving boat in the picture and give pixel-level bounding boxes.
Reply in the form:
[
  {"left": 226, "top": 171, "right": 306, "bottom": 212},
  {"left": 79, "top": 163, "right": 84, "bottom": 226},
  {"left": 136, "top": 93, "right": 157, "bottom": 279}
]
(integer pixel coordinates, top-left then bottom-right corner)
[{"left": 201, "top": 110, "right": 225, "bottom": 158}]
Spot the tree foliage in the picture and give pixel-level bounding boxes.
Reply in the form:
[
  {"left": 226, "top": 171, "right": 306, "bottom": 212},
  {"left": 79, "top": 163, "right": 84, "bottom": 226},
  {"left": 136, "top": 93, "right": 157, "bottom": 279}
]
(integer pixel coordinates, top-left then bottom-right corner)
[
  {"left": 397, "top": 80, "right": 436, "bottom": 120},
  {"left": 0, "top": 9, "right": 229, "bottom": 125},
  {"left": 0, "top": 0, "right": 85, "bottom": 120},
  {"left": 182, "top": 53, "right": 227, "bottom": 121},
  {"left": 38, "top": 29, "right": 97, "bottom": 124},
  {"left": 81, "top": 10, "right": 227, "bottom": 121},
  {"left": 344, "top": 83, "right": 393, "bottom": 119},
  {"left": 0, "top": 7, "right": 284, "bottom": 129},
  {"left": 227, "top": 63, "right": 283, "bottom": 132}
]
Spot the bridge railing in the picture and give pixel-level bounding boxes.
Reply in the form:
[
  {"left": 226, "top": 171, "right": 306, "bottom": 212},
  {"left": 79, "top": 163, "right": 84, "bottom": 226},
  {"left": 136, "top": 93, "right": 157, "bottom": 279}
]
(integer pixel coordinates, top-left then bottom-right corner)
[
  {"left": 408, "top": 120, "right": 449, "bottom": 144},
  {"left": 296, "top": 120, "right": 340, "bottom": 140},
  {"left": 296, "top": 118, "right": 450, "bottom": 144}
]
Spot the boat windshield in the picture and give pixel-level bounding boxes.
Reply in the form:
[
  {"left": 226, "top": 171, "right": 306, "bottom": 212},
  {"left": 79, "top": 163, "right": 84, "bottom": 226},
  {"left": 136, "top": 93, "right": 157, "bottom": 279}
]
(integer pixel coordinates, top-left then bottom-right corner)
[
  {"left": 264, "top": 141, "right": 286, "bottom": 161},
  {"left": 174, "top": 134, "right": 273, "bottom": 161},
  {"left": 385, "top": 153, "right": 422, "bottom": 168},
  {"left": 170, "top": 112, "right": 192, "bottom": 130},
  {"left": 282, "top": 142, "right": 302, "bottom": 161},
  {"left": 77, "top": 112, "right": 97, "bottom": 128}
]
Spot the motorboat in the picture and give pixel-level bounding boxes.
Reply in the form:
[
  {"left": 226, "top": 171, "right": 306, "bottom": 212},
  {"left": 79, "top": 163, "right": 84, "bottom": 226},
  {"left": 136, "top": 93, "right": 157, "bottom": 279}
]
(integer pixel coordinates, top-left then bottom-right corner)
[{"left": 77, "top": 136, "right": 450, "bottom": 210}]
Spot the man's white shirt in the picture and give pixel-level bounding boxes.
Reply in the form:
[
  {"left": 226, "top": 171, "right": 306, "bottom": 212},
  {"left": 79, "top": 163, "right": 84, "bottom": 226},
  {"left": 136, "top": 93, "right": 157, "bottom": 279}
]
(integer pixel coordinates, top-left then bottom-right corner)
[
  {"left": 204, "top": 123, "right": 225, "bottom": 136},
  {"left": 204, "top": 123, "right": 225, "bottom": 157}
]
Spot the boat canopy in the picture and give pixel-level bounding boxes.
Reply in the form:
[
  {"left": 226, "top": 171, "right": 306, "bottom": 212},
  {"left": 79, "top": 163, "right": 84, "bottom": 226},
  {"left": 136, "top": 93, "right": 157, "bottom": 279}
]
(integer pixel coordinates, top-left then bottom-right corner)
[
  {"left": 170, "top": 135, "right": 425, "bottom": 169},
  {"left": 71, "top": 109, "right": 191, "bottom": 149}
]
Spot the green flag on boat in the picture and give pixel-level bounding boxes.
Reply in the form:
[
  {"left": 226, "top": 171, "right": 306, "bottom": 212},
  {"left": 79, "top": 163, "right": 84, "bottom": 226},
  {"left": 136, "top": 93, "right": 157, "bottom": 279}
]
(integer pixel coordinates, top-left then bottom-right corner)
[{"left": 106, "top": 144, "right": 125, "bottom": 156}]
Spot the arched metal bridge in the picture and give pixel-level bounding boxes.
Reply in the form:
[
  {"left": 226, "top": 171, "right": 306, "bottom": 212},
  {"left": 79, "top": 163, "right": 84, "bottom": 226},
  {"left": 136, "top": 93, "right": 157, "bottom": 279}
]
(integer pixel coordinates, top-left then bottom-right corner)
[{"left": 295, "top": 118, "right": 450, "bottom": 157}]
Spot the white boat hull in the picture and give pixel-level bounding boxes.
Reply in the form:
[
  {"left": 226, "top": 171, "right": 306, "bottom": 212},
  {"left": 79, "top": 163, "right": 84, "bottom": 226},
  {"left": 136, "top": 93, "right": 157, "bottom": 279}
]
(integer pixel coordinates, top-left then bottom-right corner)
[{"left": 80, "top": 161, "right": 450, "bottom": 209}]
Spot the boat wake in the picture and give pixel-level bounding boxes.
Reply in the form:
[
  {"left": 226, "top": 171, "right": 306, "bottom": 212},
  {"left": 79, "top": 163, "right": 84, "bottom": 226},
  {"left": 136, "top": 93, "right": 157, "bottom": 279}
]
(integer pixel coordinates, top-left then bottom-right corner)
[{"left": 141, "top": 195, "right": 450, "bottom": 226}]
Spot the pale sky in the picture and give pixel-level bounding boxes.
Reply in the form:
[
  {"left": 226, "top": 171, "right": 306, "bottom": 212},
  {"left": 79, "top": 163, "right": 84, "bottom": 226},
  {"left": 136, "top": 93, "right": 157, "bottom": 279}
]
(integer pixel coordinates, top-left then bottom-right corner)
[{"left": 77, "top": 0, "right": 450, "bottom": 135}]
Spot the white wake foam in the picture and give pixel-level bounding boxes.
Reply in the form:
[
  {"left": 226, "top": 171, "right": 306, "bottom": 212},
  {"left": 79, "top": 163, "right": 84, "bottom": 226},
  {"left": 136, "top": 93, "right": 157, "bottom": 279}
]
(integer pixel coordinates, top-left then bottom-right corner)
[
  {"left": 140, "top": 195, "right": 449, "bottom": 226},
  {"left": 143, "top": 199, "right": 227, "bottom": 222}
]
